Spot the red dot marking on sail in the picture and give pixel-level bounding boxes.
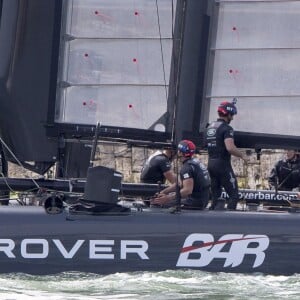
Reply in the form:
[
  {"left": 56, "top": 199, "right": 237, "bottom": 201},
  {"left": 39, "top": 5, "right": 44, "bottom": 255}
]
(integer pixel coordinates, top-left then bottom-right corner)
[{"left": 94, "top": 10, "right": 112, "bottom": 23}]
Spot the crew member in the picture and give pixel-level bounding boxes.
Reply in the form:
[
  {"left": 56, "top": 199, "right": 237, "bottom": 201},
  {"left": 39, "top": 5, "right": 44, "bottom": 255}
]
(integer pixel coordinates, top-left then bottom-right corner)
[
  {"left": 150, "top": 140, "right": 211, "bottom": 209},
  {"left": 268, "top": 149, "right": 300, "bottom": 191},
  {"left": 206, "top": 101, "right": 248, "bottom": 210},
  {"left": 140, "top": 148, "right": 176, "bottom": 184}
]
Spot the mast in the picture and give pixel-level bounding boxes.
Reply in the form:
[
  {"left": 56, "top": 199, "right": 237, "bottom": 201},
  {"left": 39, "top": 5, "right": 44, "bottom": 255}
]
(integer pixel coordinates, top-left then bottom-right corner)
[{"left": 171, "top": 0, "right": 210, "bottom": 145}]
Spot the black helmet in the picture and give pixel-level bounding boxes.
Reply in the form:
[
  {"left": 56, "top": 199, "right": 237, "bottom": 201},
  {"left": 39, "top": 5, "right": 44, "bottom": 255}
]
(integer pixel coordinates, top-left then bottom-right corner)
[
  {"left": 177, "top": 140, "right": 196, "bottom": 157},
  {"left": 217, "top": 101, "right": 237, "bottom": 116}
]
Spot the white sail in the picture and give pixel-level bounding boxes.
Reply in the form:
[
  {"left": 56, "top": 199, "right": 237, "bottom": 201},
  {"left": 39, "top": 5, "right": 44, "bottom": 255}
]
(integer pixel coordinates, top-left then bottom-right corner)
[
  {"left": 206, "top": 0, "right": 300, "bottom": 136},
  {"left": 56, "top": 0, "right": 176, "bottom": 132}
]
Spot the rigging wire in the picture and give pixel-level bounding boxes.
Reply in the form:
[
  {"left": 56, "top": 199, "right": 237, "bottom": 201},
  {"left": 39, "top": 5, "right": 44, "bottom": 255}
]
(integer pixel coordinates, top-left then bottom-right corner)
[
  {"left": 154, "top": 0, "right": 178, "bottom": 144},
  {"left": 0, "top": 137, "right": 41, "bottom": 190},
  {"left": 155, "top": 0, "right": 169, "bottom": 103}
]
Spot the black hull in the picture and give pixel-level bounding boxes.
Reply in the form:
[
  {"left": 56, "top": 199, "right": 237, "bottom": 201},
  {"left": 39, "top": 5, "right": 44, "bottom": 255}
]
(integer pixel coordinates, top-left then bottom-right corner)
[{"left": 0, "top": 206, "right": 300, "bottom": 275}]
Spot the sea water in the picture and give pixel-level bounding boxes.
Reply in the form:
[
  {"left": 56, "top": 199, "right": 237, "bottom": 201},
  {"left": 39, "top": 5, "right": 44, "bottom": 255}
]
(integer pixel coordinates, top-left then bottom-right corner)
[{"left": 0, "top": 270, "right": 299, "bottom": 300}]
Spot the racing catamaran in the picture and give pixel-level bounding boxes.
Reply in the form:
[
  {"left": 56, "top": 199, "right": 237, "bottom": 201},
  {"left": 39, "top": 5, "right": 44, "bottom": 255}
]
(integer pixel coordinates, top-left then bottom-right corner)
[{"left": 0, "top": 0, "right": 300, "bottom": 275}]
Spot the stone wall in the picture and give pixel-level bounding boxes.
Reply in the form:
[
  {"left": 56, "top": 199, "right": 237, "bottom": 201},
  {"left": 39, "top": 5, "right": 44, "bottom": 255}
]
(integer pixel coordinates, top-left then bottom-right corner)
[
  {"left": 90, "top": 144, "right": 286, "bottom": 190},
  {"left": 8, "top": 144, "right": 286, "bottom": 190}
]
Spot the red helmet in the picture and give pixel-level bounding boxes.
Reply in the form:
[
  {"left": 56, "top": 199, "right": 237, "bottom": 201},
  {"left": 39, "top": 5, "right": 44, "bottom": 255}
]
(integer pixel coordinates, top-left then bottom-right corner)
[
  {"left": 177, "top": 140, "right": 196, "bottom": 157},
  {"left": 217, "top": 101, "right": 237, "bottom": 116}
]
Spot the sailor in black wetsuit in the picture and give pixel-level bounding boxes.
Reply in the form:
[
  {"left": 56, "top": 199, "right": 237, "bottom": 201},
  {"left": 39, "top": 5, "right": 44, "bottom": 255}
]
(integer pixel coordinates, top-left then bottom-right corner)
[
  {"left": 140, "top": 148, "right": 176, "bottom": 184},
  {"left": 150, "top": 140, "right": 211, "bottom": 209},
  {"left": 268, "top": 149, "right": 300, "bottom": 191},
  {"left": 206, "top": 101, "right": 248, "bottom": 210}
]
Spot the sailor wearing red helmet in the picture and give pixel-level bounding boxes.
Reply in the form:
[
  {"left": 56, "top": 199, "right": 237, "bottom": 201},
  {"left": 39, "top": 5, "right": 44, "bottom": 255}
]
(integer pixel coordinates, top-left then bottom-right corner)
[
  {"left": 150, "top": 140, "right": 210, "bottom": 209},
  {"left": 206, "top": 100, "right": 248, "bottom": 210}
]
